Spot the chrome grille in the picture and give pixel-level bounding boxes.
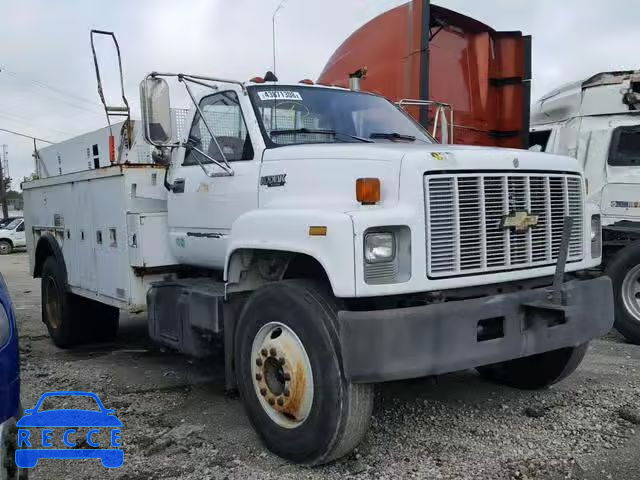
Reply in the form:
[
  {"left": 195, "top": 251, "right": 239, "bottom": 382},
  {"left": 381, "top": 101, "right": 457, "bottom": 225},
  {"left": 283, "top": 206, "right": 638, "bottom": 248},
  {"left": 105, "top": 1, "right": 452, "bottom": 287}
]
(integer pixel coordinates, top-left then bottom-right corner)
[{"left": 425, "top": 173, "right": 584, "bottom": 278}]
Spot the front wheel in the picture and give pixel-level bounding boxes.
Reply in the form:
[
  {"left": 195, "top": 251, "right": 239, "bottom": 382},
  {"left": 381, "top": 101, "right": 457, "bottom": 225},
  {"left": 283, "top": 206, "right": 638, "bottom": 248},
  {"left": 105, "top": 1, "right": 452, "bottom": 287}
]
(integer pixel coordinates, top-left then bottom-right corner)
[
  {"left": 0, "top": 240, "right": 12, "bottom": 255},
  {"left": 235, "top": 281, "right": 374, "bottom": 465},
  {"left": 476, "top": 344, "right": 588, "bottom": 390},
  {"left": 606, "top": 243, "right": 640, "bottom": 344}
]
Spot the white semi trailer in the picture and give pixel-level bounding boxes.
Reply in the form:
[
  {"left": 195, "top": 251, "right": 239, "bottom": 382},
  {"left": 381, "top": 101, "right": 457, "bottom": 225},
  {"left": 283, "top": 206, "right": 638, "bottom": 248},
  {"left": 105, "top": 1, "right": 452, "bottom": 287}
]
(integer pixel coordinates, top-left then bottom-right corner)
[
  {"left": 531, "top": 70, "right": 640, "bottom": 344},
  {"left": 23, "top": 72, "right": 613, "bottom": 464}
]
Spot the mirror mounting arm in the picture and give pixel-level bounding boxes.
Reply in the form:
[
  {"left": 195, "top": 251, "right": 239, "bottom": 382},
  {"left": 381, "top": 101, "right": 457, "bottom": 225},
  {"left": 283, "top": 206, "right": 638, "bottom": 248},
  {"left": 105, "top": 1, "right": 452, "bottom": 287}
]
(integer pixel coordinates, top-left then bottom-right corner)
[
  {"left": 180, "top": 77, "right": 234, "bottom": 175},
  {"left": 185, "top": 143, "right": 234, "bottom": 177}
]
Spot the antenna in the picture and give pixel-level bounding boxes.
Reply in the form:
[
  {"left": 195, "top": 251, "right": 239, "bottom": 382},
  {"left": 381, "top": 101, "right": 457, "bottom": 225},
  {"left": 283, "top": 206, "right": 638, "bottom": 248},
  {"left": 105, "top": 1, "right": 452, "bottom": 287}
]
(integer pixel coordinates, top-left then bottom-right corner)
[{"left": 272, "top": 0, "right": 287, "bottom": 76}]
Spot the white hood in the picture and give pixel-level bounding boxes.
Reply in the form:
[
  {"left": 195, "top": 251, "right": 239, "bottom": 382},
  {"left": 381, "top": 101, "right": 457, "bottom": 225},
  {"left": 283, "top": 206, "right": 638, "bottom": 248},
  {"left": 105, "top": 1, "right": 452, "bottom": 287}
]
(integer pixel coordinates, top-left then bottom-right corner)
[{"left": 259, "top": 143, "right": 582, "bottom": 211}]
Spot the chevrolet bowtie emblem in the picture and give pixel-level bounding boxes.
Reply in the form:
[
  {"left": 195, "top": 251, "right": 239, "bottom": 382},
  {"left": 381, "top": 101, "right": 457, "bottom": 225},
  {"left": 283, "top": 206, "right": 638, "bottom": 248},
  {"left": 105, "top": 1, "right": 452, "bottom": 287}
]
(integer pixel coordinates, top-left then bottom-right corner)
[{"left": 501, "top": 211, "right": 539, "bottom": 232}]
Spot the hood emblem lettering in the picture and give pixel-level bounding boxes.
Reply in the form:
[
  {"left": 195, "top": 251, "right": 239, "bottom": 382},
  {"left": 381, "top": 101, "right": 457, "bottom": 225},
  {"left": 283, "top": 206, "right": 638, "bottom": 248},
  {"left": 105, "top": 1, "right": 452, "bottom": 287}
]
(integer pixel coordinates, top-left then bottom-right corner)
[{"left": 260, "top": 174, "right": 287, "bottom": 188}]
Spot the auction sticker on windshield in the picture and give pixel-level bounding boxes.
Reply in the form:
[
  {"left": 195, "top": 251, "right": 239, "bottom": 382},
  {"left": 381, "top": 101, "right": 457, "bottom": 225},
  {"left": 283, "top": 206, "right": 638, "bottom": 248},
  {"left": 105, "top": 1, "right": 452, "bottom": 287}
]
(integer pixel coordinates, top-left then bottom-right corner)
[{"left": 257, "top": 91, "right": 303, "bottom": 101}]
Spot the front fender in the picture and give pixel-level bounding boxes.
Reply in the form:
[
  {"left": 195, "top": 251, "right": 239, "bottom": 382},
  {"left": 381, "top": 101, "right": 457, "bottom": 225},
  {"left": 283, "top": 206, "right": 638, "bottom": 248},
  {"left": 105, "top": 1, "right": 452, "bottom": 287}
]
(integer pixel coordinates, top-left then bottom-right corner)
[{"left": 225, "top": 209, "right": 356, "bottom": 297}]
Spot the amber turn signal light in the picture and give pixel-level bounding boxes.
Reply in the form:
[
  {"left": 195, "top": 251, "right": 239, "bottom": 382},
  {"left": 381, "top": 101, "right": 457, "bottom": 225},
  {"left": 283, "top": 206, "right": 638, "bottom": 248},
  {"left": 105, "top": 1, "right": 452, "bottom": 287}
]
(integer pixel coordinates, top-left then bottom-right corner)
[{"left": 356, "top": 178, "right": 381, "bottom": 205}]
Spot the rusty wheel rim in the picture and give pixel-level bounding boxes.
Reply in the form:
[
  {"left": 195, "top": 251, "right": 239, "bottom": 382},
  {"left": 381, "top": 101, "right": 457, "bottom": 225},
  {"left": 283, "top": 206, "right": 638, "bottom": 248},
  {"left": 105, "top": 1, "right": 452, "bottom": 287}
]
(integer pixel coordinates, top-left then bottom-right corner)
[
  {"left": 44, "top": 276, "right": 62, "bottom": 330},
  {"left": 251, "top": 322, "right": 314, "bottom": 429}
]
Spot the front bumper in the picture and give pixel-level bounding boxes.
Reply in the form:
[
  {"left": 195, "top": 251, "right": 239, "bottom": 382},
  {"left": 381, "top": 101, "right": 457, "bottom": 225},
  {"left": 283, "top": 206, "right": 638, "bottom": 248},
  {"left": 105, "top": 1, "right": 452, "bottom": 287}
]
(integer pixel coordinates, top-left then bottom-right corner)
[{"left": 338, "top": 277, "right": 614, "bottom": 383}]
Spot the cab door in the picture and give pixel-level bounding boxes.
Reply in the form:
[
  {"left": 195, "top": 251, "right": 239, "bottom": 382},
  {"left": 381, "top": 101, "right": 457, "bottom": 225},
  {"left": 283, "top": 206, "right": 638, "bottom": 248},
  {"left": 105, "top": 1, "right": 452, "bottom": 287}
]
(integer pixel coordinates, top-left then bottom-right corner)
[
  {"left": 167, "top": 88, "right": 262, "bottom": 269},
  {"left": 13, "top": 220, "right": 26, "bottom": 247}
]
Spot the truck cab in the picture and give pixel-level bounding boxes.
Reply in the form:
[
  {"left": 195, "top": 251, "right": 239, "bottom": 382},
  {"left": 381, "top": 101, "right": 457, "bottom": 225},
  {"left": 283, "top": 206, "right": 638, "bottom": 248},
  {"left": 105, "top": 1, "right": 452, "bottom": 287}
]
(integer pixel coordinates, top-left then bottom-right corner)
[{"left": 531, "top": 70, "right": 640, "bottom": 343}]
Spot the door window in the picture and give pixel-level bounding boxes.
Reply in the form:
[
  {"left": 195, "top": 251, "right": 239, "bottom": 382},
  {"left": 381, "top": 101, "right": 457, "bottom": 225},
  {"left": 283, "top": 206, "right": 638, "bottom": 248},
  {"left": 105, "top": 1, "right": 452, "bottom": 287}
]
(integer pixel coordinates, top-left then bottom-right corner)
[
  {"left": 16, "top": 222, "right": 25, "bottom": 232},
  {"left": 184, "top": 91, "right": 254, "bottom": 166},
  {"left": 609, "top": 126, "right": 640, "bottom": 166},
  {"left": 529, "top": 129, "right": 552, "bottom": 152}
]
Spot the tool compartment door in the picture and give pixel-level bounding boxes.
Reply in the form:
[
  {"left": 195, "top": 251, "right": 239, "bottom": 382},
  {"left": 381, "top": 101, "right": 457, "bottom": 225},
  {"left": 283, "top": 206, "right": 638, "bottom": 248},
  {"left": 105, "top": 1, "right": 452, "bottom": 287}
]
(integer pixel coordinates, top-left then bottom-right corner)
[{"left": 127, "top": 212, "right": 178, "bottom": 268}]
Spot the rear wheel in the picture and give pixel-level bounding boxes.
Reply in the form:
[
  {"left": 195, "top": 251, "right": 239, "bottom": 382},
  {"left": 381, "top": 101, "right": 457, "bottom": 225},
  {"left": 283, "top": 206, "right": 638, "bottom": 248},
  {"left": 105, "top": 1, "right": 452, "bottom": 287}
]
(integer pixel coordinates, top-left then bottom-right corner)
[
  {"left": 41, "top": 256, "right": 119, "bottom": 347},
  {"left": 41, "top": 256, "right": 77, "bottom": 347},
  {"left": 0, "top": 240, "right": 12, "bottom": 255},
  {"left": 235, "top": 280, "right": 374, "bottom": 465},
  {"left": 477, "top": 344, "right": 588, "bottom": 390},
  {"left": 606, "top": 243, "right": 640, "bottom": 344}
]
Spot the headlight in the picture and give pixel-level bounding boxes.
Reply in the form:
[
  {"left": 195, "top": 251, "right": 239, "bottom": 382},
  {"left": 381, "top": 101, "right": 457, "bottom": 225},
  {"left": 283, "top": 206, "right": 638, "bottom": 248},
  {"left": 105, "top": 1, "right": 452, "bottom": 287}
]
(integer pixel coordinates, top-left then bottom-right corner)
[
  {"left": 591, "top": 214, "right": 602, "bottom": 258},
  {"left": 364, "top": 232, "right": 395, "bottom": 263}
]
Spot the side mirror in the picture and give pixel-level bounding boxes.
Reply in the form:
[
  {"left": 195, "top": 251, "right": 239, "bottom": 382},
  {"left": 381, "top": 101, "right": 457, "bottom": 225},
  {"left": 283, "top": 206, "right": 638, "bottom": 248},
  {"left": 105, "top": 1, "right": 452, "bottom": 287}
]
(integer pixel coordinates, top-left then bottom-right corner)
[{"left": 140, "top": 76, "right": 173, "bottom": 146}]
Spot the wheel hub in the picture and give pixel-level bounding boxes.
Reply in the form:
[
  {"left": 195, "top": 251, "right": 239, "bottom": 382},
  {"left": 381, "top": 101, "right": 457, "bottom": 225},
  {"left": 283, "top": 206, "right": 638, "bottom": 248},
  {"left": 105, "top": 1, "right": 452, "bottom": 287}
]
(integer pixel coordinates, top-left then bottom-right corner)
[
  {"left": 622, "top": 264, "right": 640, "bottom": 324},
  {"left": 251, "top": 322, "right": 313, "bottom": 429}
]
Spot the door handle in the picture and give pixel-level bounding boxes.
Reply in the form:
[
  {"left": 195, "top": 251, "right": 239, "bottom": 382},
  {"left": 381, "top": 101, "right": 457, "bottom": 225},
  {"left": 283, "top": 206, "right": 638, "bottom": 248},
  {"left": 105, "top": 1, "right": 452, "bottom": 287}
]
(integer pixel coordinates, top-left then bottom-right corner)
[{"left": 172, "top": 178, "right": 185, "bottom": 193}]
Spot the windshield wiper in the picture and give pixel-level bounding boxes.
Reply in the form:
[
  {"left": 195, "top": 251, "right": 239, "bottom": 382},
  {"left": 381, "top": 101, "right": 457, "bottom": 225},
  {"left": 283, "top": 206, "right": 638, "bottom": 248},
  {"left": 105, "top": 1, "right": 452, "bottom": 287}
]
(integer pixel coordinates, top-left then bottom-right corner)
[
  {"left": 270, "top": 128, "right": 373, "bottom": 143},
  {"left": 370, "top": 132, "right": 416, "bottom": 142}
]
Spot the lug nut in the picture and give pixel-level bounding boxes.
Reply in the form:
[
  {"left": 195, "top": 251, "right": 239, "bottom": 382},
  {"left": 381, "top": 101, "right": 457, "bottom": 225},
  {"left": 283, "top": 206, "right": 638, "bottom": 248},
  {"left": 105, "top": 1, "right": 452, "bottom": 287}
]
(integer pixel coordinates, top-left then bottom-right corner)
[
  {"left": 278, "top": 357, "right": 286, "bottom": 365},
  {"left": 277, "top": 397, "right": 284, "bottom": 406},
  {"left": 268, "top": 398, "right": 275, "bottom": 406},
  {"left": 269, "top": 348, "right": 277, "bottom": 357},
  {"left": 261, "top": 348, "right": 268, "bottom": 357},
  {"left": 255, "top": 373, "right": 263, "bottom": 381},
  {"left": 284, "top": 389, "right": 290, "bottom": 397},
  {"left": 260, "top": 388, "right": 267, "bottom": 396},
  {"left": 256, "top": 358, "right": 263, "bottom": 367},
  {"left": 283, "top": 373, "right": 291, "bottom": 381}
]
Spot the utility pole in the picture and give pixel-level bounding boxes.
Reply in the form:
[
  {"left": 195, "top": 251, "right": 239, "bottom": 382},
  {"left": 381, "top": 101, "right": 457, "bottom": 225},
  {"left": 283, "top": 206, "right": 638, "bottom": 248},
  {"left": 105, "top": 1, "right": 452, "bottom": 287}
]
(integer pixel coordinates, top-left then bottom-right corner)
[
  {"left": 0, "top": 145, "right": 8, "bottom": 219},
  {"left": 272, "top": 0, "right": 287, "bottom": 76}
]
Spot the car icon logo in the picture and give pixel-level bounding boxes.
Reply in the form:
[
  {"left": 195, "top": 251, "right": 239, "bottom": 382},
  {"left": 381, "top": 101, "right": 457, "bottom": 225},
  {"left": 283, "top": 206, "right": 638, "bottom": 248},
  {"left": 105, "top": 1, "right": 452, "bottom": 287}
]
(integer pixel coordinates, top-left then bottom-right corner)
[{"left": 15, "top": 391, "right": 123, "bottom": 469}]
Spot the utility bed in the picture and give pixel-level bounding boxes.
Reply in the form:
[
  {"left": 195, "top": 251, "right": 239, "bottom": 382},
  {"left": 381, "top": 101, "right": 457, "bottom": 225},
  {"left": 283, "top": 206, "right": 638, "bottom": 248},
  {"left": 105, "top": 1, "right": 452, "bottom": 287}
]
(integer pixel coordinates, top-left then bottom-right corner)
[{"left": 22, "top": 165, "right": 177, "bottom": 310}]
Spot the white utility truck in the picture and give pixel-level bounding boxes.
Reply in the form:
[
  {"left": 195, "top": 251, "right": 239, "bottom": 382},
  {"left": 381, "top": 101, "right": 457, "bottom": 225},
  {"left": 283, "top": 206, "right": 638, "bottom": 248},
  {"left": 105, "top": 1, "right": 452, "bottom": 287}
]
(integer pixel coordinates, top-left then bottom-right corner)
[
  {"left": 531, "top": 70, "right": 640, "bottom": 344},
  {"left": 23, "top": 71, "right": 613, "bottom": 465}
]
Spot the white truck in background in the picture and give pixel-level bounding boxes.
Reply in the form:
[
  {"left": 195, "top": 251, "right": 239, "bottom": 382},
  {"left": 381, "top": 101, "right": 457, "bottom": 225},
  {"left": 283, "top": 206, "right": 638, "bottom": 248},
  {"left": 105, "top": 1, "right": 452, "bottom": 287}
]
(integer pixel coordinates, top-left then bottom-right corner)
[
  {"left": 0, "top": 218, "right": 25, "bottom": 255},
  {"left": 22, "top": 68, "right": 613, "bottom": 464},
  {"left": 531, "top": 70, "right": 640, "bottom": 344}
]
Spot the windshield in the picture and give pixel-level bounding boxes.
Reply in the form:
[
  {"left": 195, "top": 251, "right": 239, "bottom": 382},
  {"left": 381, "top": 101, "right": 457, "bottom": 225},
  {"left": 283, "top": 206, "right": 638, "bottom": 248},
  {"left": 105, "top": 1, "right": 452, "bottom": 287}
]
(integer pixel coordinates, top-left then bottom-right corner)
[
  {"left": 248, "top": 85, "right": 434, "bottom": 147},
  {"left": 3, "top": 218, "right": 21, "bottom": 230}
]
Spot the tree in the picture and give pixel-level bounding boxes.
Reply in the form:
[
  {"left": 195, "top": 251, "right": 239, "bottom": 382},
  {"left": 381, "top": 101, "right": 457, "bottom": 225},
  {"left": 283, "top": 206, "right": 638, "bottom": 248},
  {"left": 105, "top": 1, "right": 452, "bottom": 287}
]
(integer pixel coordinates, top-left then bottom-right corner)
[{"left": 22, "top": 173, "right": 39, "bottom": 184}]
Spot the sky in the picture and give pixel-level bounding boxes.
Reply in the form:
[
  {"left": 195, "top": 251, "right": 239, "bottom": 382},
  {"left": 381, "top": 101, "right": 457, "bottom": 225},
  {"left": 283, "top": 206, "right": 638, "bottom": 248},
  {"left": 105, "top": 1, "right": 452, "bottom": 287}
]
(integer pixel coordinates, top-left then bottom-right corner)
[{"left": 1, "top": 0, "right": 638, "bottom": 190}]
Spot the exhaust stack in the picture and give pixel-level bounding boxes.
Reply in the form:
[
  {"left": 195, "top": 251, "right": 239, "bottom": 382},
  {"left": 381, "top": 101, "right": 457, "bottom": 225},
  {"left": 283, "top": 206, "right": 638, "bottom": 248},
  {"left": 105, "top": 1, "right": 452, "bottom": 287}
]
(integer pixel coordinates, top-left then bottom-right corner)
[{"left": 349, "top": 67, "right": 368, "bottom": 91}]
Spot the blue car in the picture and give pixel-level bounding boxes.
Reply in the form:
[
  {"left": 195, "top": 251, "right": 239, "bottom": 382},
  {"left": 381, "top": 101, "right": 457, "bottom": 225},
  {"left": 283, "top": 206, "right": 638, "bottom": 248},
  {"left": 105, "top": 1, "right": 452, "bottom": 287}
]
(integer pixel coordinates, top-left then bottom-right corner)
[
  {"left": 0, "top": 271, "right": 26, "bottom": 479},
  {"left": 15, "top": 392, "right": 123, "bottom": 469}
]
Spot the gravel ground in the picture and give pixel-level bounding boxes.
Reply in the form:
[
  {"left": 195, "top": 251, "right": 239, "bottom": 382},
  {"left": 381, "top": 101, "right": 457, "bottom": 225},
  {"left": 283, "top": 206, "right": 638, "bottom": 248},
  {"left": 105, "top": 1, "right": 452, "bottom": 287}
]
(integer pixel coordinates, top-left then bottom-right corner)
[{"left": 2, "top": 252, "right": 640, "bottom": 479}]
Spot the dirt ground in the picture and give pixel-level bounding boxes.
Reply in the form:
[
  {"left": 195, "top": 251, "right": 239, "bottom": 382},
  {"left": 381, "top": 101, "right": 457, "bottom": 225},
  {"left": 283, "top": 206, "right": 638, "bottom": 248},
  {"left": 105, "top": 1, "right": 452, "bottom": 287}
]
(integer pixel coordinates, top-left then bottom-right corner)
[{"left": 2, "top": 252, "right": 640, "bottom": 479}]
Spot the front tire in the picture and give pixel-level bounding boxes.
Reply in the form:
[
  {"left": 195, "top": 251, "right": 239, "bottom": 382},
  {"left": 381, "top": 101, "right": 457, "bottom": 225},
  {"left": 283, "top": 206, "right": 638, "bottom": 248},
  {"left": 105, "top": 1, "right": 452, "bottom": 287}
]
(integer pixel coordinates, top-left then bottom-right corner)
[
  {"left": 477, "top": 344, "right": 588, "bottom": 390},
  {"left": 0, "top": 240, "right": 12, "bottom": 255},
  {"left": 606, "top": 243, "right": 640, "bottom": 344},
  {"left": 234, "top": 281, "right": 373, "bottom": 465}
]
